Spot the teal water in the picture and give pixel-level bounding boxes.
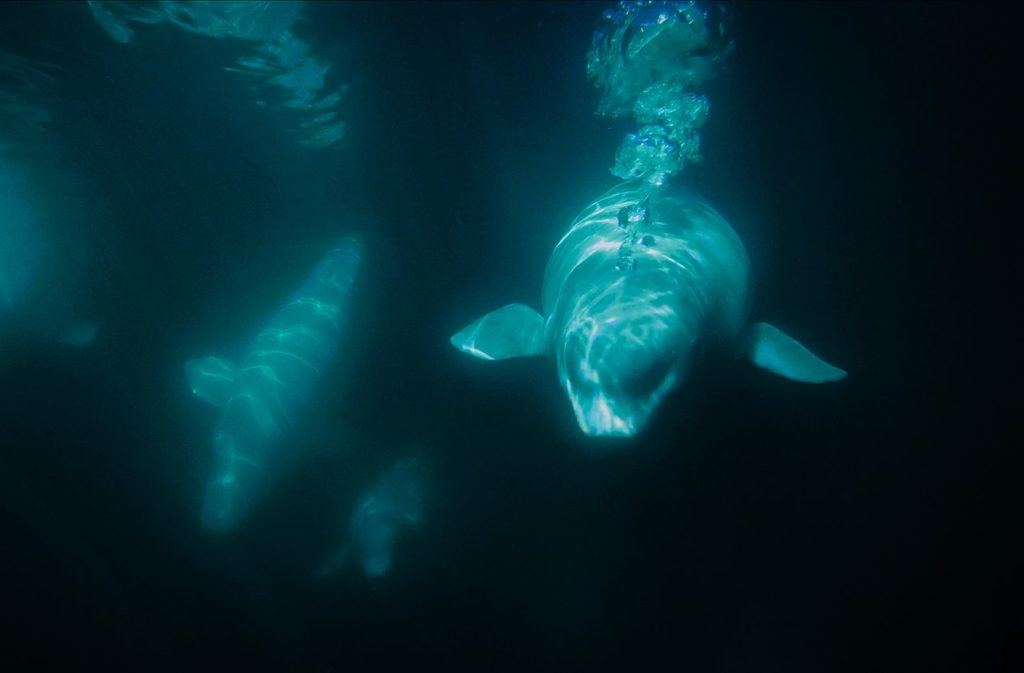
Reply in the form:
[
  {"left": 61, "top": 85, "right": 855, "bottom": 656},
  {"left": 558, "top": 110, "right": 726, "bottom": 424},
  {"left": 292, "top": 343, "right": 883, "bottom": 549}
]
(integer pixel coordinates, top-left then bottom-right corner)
[{"left": 0, "top": 2, "right": 1014, "bottom": 671}]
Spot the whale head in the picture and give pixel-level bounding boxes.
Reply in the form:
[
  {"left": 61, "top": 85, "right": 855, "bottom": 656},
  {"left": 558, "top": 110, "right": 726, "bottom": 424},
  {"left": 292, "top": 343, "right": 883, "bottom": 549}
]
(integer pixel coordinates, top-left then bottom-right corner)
[
  {"left": 557, "top": 283, "right": 691, "bottom": 437},
  {"left": 450, "top": 182, "right": 849, "bottom": 440}
]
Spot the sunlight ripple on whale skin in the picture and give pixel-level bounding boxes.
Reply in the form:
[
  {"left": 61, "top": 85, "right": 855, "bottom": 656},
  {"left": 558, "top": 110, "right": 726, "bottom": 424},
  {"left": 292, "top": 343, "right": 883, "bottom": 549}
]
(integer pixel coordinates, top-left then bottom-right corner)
[
  {"left": 186, "top": 237, "right": 362, "bottom": 531},
  {"left": 451, "top": 181, "right": 846, "bottom": 438}
]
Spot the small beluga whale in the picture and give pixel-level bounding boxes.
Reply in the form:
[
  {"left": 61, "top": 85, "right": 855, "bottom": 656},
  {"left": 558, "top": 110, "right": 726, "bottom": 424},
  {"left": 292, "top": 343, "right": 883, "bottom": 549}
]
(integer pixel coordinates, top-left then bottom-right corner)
[
  {"left": 450, "top": 180, "right": 846, "bottom": 437},
  {"left": 318, "top": 457, "right": 426, "bottom": 580},
  {"left": 186, "top": 237, "right": 362, "bottom": 531}
]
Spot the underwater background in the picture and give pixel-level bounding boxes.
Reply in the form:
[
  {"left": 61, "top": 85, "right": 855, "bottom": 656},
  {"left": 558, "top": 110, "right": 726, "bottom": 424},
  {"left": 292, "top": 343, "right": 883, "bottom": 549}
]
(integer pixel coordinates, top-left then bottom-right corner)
[{"left": 0, "top": 2, "right": 1016, "bottom": 671}]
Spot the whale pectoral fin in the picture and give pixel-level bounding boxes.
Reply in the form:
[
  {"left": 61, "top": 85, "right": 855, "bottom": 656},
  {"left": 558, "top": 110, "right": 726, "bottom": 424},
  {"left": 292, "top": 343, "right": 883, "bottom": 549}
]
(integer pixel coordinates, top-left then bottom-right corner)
[
  {"left": 449, "top": 303, "right": 546, "bottom": 360},
  {"left": 746, "top": 322, "right": 847, "bottom": 383},
  {"left": 185, "top": 355, "right": 238, "bottom": 407}
]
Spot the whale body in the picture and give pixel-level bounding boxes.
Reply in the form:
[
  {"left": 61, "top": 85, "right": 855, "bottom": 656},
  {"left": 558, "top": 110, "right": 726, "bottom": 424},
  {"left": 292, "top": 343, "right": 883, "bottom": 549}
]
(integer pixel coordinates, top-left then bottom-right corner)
[
  {"left": 450, "top": 181, "right": 845, "bottom": 437},
  {"left": 186, "top": 237, "right": 362, "bottom": 531}
]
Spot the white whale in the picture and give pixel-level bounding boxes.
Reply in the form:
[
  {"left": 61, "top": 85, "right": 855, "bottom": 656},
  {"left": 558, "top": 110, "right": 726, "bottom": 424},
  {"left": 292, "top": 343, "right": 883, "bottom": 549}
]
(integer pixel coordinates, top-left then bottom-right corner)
[
  {"left": 450, "top": 180, "right": 846, "bottom": 437},
  {"left": 317, "top": 457, "right": 426, "bottom": 580},
  {"left": 186, "top": 237, "right": 362, "bottom": 531}
]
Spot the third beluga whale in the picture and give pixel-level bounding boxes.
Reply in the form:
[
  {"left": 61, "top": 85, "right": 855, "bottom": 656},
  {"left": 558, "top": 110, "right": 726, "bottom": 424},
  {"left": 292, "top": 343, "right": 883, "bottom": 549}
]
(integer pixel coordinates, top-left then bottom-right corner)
[
  {"left": 450, "top": 181, "right": 846, "bottom": 438},
  {"left": 317, "top": 457, "right": 427, "bottom": 580},
  {"left": 187, "top": 237, "right": 362, "bottom": 530}
]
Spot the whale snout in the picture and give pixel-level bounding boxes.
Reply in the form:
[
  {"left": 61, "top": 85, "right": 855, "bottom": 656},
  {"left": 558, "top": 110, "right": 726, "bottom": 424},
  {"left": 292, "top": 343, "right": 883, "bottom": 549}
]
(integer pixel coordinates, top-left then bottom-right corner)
[
  {"left": 571, "top": 393, "right": 644, "bottom": 437},
  {"left": 563, "top": 361, "right": 677, "bottom": 438},
  {"left": 560, "top": 326, "right": 683, "bottom": 438}
]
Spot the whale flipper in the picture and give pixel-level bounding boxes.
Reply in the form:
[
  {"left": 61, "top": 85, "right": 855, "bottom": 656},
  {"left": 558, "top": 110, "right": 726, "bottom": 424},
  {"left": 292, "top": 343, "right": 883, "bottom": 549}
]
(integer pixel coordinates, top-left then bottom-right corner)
[
  {"left": 450, "top": 303, "right": 546, "bottom": 360},
  {"left": 186, "top": 355, "right": 238, "bottom": 407},
  {"left": 747, "top": 322, "right": 847, "bottom": 383}
]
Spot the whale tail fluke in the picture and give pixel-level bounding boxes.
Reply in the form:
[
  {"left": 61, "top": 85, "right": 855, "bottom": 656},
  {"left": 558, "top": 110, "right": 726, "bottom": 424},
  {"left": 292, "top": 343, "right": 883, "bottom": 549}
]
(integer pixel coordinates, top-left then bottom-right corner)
[
  {"left": 746, "top": 322, "right": 847, "bottom": 383},
  {"left": 186, "top": 355, "right": 237, "bottom": 406},
  {"left": 450, "top": 303, "right": 547, "bottom": 361}
]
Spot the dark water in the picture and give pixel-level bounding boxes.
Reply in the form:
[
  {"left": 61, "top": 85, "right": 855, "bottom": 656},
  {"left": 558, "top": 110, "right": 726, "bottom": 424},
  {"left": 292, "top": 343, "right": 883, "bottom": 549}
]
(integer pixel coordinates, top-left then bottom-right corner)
[{"left": 0, "top": 2, "right": 1015, "bottom": 671}]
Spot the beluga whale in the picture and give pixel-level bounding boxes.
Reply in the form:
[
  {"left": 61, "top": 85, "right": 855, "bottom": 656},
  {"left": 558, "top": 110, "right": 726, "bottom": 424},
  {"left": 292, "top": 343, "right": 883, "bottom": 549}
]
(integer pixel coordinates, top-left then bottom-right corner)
[
  {"left": 450, "top": 181, "right": 846, "bottom": 437},
  {"left": 317, "top": 456, "right": 427, "bottom": 580},
  {"left": 186, "top": 237, "right": 362, "bottom": 531}
]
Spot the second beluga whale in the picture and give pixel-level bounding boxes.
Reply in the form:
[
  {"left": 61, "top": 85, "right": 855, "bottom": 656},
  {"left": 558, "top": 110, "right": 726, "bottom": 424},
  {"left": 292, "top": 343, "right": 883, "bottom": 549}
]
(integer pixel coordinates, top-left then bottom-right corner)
[
  {"left": 186, "top": 237, "right": 362, "bottom": 531},
  {"left": 450, "top": 180, "right": 846, "bottom": 437}
]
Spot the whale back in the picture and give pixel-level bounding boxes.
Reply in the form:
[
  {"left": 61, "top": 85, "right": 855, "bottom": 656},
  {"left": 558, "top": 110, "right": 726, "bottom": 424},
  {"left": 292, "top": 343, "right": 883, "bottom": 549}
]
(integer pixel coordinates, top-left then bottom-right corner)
[
  {"left": 541, "top": 181, "right": 750, "bottom": 435},
  {"left": 193, "top": 237, "right": 363, "bottom": 531},
  {"left": 542, "top": 182, "right": 748, "bottom": 334}
]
